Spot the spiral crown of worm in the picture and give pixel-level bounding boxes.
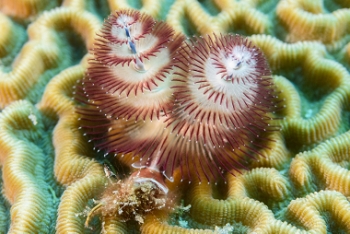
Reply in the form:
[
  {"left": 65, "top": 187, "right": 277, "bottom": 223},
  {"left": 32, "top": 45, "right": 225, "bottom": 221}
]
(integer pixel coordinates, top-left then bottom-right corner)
[{"left": 75, "top": 9, "right": 281, "bottom": 183}]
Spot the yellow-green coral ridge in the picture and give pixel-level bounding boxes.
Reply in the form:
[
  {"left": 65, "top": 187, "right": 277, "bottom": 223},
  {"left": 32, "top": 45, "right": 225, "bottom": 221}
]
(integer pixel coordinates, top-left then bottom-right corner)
[{"left": 0, "top": 0, "right": 350, "bottom": 233}]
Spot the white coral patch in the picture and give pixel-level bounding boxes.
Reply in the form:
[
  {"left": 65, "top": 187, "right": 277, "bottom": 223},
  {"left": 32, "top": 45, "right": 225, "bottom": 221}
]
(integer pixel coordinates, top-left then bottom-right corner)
[{"left": 28, "top": 113, "right": 37, "bottom": 125}]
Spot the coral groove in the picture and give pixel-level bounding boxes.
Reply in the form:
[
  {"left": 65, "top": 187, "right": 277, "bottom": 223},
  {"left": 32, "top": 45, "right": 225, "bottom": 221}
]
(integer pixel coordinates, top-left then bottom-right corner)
[{"left": 0, "top": 0, "right": 350, "bottom": 233}]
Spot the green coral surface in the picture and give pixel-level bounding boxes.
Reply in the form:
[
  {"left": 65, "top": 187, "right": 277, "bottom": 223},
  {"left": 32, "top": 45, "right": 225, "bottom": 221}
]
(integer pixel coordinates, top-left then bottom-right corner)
[{"left": 0, "top": 0, "right": 350, "bottom": 233}]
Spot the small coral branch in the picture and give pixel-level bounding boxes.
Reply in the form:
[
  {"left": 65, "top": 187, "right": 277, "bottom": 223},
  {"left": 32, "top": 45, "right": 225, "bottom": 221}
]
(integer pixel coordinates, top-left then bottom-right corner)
[{"left": 75, "top": 9, "right": 281, "bottom": 225}]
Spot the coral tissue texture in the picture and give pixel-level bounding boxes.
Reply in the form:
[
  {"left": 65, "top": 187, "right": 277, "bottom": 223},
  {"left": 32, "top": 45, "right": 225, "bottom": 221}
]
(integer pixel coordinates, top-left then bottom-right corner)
[{"left": 0, "top": 0, "right": 350, "bottom": 233}]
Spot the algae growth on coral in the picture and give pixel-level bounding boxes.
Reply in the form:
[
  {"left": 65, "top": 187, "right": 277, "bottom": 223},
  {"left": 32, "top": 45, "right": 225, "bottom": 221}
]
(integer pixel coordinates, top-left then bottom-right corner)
[{"left": 0, "top": 0, "right": 350, "bottom": 233}]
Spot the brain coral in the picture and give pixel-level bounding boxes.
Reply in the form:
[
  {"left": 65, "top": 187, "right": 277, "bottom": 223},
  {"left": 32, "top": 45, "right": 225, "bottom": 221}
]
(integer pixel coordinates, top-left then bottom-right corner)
[{"left": 0, "top": 0, "right": 350, "bottom": 233}]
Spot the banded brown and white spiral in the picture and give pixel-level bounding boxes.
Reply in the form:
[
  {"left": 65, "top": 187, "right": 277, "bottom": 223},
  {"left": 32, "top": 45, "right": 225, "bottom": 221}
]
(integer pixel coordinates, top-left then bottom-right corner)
[{"left": 75, "top": 10, "right": 280, "bottom": 184}]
